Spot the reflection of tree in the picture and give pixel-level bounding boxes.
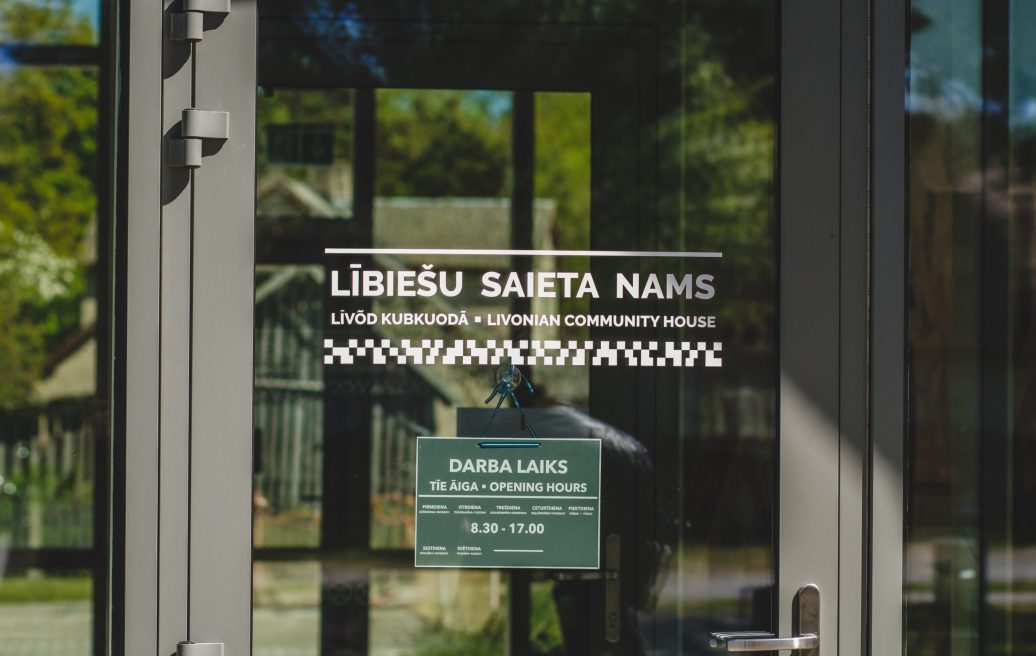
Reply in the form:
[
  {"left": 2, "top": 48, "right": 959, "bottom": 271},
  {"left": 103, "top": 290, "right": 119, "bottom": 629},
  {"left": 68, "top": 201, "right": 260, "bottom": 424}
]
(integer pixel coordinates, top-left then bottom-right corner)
[
  {"left": 0, "top": 0, "right": 93, "bottom": 43},
  {"left": 673, "top": 20, "right": 776, "bottom": 345},
  {"left": 257, "top": 88, "right": 512, "bottom": 199},
  {"left": 535, "top": 93, "right": 590, "bottom": 327},
  {"left": 535, "top": 92, "right": 590, "bottom": 252},
  {"left": 376, "top": 90, "right": 510, "bottom": 198},
  {"left": 0, "top": 1, "right": 97, "bottom": 409}
]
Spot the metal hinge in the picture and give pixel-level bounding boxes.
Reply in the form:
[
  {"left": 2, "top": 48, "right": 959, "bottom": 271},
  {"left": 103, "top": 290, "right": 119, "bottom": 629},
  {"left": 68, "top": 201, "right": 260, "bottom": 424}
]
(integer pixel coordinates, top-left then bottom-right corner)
[
  {"left": 177, "top": 642, "right": 224, "bottom": 656},
  {"left": 169, "top": 108, "right": 229, "bottom": 168},
  {"left": 170, "top": 0, "right": 230, "bottom": 42}
]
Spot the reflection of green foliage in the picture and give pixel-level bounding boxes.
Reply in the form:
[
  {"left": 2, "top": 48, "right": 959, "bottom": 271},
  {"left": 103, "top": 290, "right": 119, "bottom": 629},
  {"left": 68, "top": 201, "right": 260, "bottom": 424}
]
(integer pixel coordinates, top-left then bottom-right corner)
[
  {"left": 376, "top": 90, "right": 510, "bottom": 198},
  {"left": 0, "top": 459, "right": 94, "bottom": 547},
  {"left": 0, "top": 575, "right": 92, "bottom": 603},
  {"left": 7, "top": 462, "right": 91, "bottom": 503},
  {"left": 410, "top": 610, "right": 505, "bottom": 656},
  {"left": 675, "top": 23, "right": 776, "bottom": 344},
  {"left": 0, "top": 0, "right": 94, "bottom": 44},
  {"left": 0, "top": 91, "right": 96, "bottom": 235},
  {"left": 0, "top": 3, "right": 97, "bottom": 409},
  {"left": 535, "top": 93, "right": 591, "bottom": 252},
  {"left": 258, "top": 88, "right": 511, "bottom": 198},
  {"left": 535, "top": 93, "right": 592, "bottom": 325},
  {"left": 530, "top": 582, "right": 565, "bottom": 654},
  {"left": 0, "top": 309, "right": 44, "bottom": 410}
]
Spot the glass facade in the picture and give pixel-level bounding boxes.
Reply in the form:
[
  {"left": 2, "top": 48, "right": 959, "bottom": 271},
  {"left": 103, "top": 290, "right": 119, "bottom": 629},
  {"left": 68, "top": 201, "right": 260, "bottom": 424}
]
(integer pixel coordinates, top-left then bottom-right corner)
[
  {"left": 907, "top": 0, "right": 1036, "bottom": 653},
  {"left": 0, "top": 1, "right": 112, "bottom": 655}
]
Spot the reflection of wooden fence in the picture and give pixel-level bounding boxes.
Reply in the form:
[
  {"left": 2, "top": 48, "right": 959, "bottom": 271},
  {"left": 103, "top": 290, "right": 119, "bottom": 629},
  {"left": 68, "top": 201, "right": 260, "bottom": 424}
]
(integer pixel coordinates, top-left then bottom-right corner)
[
  {"left": 370, "top": 404, "right": 425, "bottom": 549},
  {"left": 0, "top": 404, "right": 94, "bottom": 549},
  {"left": 253, "top": 265, "right": 324, "bottom": 519},
  {"left": 253, "top": 382, "right": 427, "bottom": 549},
  {"left": 370, "top": 404, "right": 422, "bottom": 506},
  {"left": 254, "top": 383, "right": 323, "bottom": 511},
  {"left": 253, "top": 265, "right": 437, "bottom": 551}
]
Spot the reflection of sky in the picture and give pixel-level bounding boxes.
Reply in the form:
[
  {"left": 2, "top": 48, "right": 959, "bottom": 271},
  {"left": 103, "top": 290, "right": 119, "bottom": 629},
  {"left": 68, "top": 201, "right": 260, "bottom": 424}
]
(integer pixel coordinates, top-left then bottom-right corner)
[
  {"left": 910, "top": 0, "right": 1036, "bottom": 131},
  {"left": 1009, "top": 1, "right": 1036, "bottom": 131},
  {"left": 0, "top": 47, "right": 14, "bottom": 73},
  {"left": 1, "top": 0, "right": 101, "bottom": 39},
  {"left": 470, "top": 90, "right": 512, "bottom": 120},
  {"left": 909, "top": 0, "right": 982, "bottom": 118},
  {"left": 73, "top": 0, "right": 99, "bottom": 28},
  {"left": 71, "top": 0, "right": 101, "bottom": 41}
]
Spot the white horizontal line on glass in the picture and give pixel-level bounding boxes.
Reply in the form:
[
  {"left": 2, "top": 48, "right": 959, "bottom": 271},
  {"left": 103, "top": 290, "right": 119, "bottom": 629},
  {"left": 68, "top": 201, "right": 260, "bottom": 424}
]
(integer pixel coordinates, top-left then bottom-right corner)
[
  {"left": 323, "top": 247, "right": 722, "bottom": 258},
  {"left": 494, "top": 549, "right": 545, "bottom": 553}
]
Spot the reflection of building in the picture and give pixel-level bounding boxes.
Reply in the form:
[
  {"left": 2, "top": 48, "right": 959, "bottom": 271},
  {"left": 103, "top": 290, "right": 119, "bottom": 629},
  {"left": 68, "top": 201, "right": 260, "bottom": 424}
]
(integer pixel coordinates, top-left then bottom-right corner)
[
  {"left": 259, "top": 171, "right": 560, "bottom": 317},
  {"left": 0, "top": 224, "right": 98, "bottom": 558},
  {"left": 254, "top": 176, "right": 563, "bottom": 549},
  {"left": 253, "top": 262, "right": 450, "bottom": 548}
]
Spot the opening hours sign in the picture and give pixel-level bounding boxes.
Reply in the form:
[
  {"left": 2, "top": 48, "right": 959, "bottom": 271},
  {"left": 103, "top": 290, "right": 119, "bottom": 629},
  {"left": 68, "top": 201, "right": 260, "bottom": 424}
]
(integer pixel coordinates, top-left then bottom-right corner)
[{"left": 414, "top": 437, "right": 602, "bottom": 569}]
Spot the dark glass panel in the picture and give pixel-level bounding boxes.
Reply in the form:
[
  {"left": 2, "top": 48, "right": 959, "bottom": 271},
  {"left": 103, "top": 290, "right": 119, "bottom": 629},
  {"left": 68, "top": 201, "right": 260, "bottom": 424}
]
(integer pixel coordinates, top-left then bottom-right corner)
[{"left": 907, "top": 0, "right": 1036, "bottom": 653}]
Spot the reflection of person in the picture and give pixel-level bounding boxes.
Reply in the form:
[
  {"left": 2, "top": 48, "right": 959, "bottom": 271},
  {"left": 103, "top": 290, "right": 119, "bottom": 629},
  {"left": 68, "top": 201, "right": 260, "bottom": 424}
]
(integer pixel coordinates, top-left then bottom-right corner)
[{"left": 457, "top": 406, "right": 672, "bottom": 655}]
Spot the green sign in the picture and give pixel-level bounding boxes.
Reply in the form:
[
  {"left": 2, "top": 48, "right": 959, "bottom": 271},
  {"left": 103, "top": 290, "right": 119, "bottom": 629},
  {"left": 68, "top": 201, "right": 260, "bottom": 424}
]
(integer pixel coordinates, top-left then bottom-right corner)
[{"left": 414, "top": 437, "right": 602, "bottom": 569}]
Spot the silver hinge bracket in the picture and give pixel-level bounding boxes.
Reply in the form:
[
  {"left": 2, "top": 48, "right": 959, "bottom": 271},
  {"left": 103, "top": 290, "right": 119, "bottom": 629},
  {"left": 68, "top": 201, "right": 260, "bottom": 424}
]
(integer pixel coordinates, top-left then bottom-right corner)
[
  {"left": 168, "top": 108, "right": 229, "bottom": 168},
  {"left": 170, "top": 0, "right": 230, "bottom": 42},
  {"left": 177, "top": 642, "right": 224, "bottom": 656}
]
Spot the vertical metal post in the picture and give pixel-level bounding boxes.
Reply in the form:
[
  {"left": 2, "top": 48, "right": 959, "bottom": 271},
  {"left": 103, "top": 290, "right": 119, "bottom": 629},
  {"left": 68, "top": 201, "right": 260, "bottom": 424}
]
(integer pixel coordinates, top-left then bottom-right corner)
[
  {"left": 871, "top": 0, "right": 907, "bottom": 653},
  {"left": 96, "top": 0, "right": 119, "bottom": 649},
  {"left": 979, "top": 0, "right": 1013, "bottom": 651},
  {"left": 839, "top": 0, "right": 870, "bottom": 651},
  {"left": 780, "top": 0, "right": 842, "bottom": 652},
  {"left": 507, "top": 89, "right": 535, "bottom": 656},
  {"left": 123, "top": 0, "right": 165, "bottom": 652},
  {"left": 189, "top": 1, "right": 258, "bottom": 653}
]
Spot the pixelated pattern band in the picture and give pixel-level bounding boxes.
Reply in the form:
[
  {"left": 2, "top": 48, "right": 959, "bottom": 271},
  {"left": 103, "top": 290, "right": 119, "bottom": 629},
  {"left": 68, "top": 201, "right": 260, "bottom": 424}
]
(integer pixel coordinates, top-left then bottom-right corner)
[{"left": 323, "top": 338, "right": 722, "bottom": 368}]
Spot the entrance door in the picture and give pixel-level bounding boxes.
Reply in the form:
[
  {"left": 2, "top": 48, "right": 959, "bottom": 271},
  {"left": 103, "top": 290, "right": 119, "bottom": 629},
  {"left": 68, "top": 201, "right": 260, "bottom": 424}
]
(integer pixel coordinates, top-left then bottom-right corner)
[{"left": 129, "top": 0, "right": 865, "bottom": 654}]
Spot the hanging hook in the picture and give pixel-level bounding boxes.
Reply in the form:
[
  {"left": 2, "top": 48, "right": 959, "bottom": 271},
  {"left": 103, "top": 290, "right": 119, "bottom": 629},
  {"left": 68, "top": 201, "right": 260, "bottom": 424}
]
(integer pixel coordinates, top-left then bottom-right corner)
[{"left": 480, "top": 364, "right": 538, "bottom": 439}]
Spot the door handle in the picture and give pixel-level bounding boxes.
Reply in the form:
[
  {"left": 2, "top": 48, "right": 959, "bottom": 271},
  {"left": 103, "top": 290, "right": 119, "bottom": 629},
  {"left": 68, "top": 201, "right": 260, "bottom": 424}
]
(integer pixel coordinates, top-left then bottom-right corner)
[
  {"left": 709, "top": 584, "right": 819, "bottom": 653},
  {"left": 709, "top": 633, "right": 818, "bottom": 652}
]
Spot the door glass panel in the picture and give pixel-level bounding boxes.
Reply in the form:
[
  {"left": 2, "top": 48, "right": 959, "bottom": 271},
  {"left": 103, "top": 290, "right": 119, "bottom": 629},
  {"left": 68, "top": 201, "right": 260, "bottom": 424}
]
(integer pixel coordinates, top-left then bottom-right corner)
[
  {"left": 0, "top": 28, "right": 110, "bottom": 656},
  {"left": 907, "top": 0, "right": 1036, "bottom": 653},
  {"left": 253, "top": 2, "right": 777, "bottom": 654}
]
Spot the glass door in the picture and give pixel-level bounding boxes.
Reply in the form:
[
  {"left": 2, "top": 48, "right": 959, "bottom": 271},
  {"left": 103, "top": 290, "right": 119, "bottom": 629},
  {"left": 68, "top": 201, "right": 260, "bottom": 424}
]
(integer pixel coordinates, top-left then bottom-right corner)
[
  {"left": 252, "top": 8, "right": 772, "bottom": 654},
  {"left": 253, "top": 29, "right": 749, "bottom": 656},
  {"left": 152, "top": 0, "right": 860, "bottom": 654}
]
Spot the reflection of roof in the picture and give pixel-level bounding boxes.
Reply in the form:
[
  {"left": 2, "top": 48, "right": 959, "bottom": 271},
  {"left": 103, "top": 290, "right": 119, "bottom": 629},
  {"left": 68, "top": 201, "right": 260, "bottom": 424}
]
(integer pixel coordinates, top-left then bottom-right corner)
[
  {"left": 373, "top": 197, "right": 556, "bottom": 268},
  {"left": 35, "top": 325, "right": 96, "bottom": 403},
  {"left": 257, "top": 174, "right": 346, "bottom": 219},
  {"left": 256, "top": 173, "right": 558, "bottom": 268}
]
